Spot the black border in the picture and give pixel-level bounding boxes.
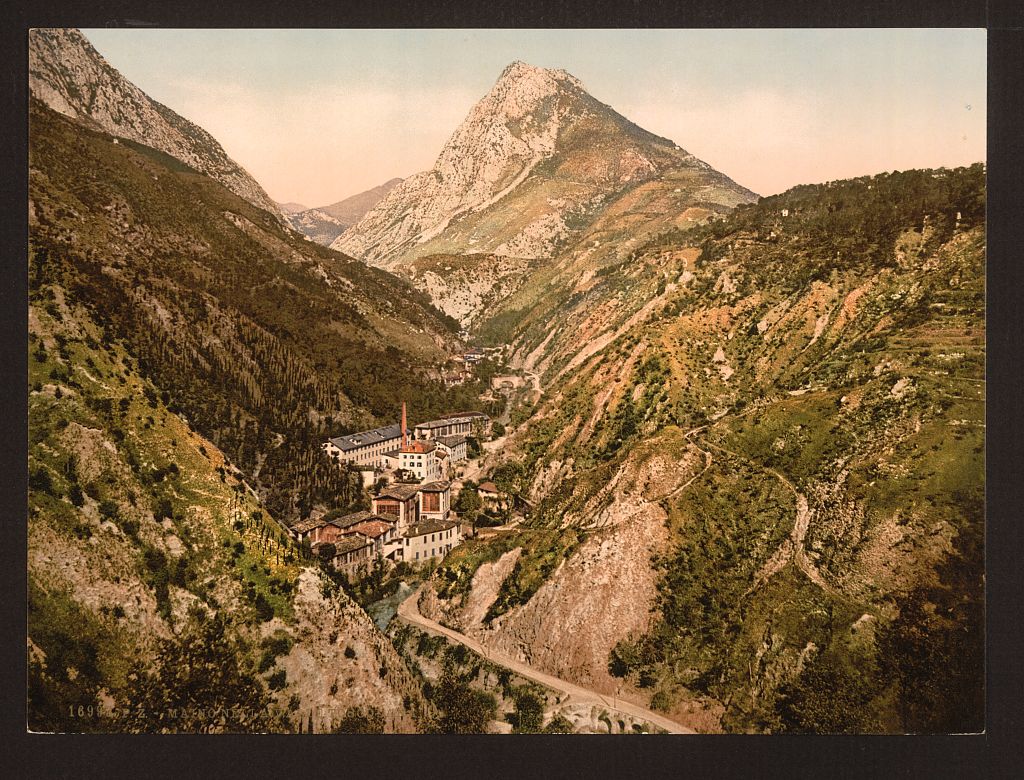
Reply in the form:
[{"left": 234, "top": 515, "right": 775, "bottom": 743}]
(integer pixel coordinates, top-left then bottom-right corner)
[{"left": 4, "top": 1, "right": 1020, "bottom": 777}]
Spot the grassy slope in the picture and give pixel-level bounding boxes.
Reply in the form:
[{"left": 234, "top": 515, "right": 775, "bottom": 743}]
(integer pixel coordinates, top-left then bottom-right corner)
[
  {"left": 29, "top": 282, "right": 434, "bottom": 733},
  {"left": 434, "top": 166, "right": 985, "bottom": 733},
  {"left": 29, "top": 286, "right": 302, "bottom": 731}
]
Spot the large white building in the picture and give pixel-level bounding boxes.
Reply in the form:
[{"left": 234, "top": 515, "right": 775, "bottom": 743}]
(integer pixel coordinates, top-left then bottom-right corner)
[
  {"left": 435, "top": 434, "right": 468, "bottom": 464},
  {"left": 399, "top": 439, "right": 443, "bottom": 482},
  {"left": 323, "top": 424, "right": 408, "bottom": 468},
  {"left": 413, "top": 412, "right": 489, "bottom": 441},
  {"left": 403, "top": 518, "right": 461, "bottom": 563}
]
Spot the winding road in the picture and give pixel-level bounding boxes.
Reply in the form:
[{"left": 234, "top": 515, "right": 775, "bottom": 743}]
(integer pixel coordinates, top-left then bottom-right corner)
[{"left": 396, "top": 586, "right": 695, "bottom": 734}]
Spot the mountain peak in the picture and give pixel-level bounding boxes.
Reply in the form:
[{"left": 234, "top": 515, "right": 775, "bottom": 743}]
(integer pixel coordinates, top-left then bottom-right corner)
[
  {"left": 496, "top": 60, "right": 582, "bottom": 88},
  {"left": 334, "top": 57, "right": 755, "bottom": 266},
  {"left": 486, "top": 61, "right": 586, "bottom": 114}
]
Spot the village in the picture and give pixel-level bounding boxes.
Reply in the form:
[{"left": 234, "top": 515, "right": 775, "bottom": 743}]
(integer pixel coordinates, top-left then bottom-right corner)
[{"left": 285, "top": 401, "right": 510, "bottom": 580}]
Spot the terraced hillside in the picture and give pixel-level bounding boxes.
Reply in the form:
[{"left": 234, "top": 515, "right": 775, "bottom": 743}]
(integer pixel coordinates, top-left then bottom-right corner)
[{"left": 420, "top": 166, "right": 985, "bottom": 733}]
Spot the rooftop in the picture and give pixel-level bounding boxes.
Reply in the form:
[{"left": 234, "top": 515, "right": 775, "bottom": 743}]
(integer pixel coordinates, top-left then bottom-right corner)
[
  {"left": 326, "top": 510, "right": 385, "bottom": 529},
  {"left": 330, "top": 536, "right": 373, "bottom": 555},
  {"left": 419, "top": 480, "right": 451, "bottom": 493},
  {"left": 405, "top": 518, "right": 459, "bottom": 538},
  {"left": 437, "top": 434, "right": 468, "bottom": 448},
  {"left": 290, "top": 516, "right": 327, "bottom": 534},
  {"left": 348, "top": 519, "right": 395, "bottom": 539},
  {"left": 478, "top": 481, "right": 499, "bottom": 493},
  {"left": 401, "top": 440, "right": 437, "bottom": 454},
  {"left": 327, "top": 424, "right": 407, "bottom": 452},
  {"left": 374, "top": 484, "right": 421, "bottom": 501}
]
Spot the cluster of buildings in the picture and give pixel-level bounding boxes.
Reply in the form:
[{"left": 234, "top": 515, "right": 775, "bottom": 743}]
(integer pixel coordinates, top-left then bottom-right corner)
[
  {"left": 443, "top": 346, "right": 505, "bottom": 386},
  {"left": 295, "top": 405, "right": 491, "bottom": 576},
  {"left": 288, "top": 480, "right": 461, "bottom": 576},
  {"left": 322, "top": 407, "right": 486, "bottom": 484}
]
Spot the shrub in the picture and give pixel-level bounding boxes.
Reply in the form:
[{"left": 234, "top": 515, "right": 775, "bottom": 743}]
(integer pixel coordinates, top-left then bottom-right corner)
[
  {"left": 543, "top": 713, "right": 575, "bottom": 733},
  {"left": 267, "top": 669, "right": 287, "bottom": 691},
  {"left": 29, "top": 467, "right": 55, "bottom": 496}
]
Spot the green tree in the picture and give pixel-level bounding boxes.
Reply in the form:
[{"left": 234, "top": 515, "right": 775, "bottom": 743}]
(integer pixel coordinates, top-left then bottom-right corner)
[
  {"left": 430, "top": 673, "right": 497, "bottom": 734},
  {"left": 543, "top": 713, "right": 575, "bottom": 733},
  {"left": 511, "top": 686, "right": 545, "bottom": 733}
]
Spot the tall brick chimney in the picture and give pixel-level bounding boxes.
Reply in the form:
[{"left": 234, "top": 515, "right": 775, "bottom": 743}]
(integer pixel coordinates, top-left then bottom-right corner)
[{"left": 401, "top": 402, "right": 408, "bottom": 448}]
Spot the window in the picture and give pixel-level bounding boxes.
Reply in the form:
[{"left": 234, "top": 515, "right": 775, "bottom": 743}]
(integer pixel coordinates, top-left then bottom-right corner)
[
  {"left": 422, "top": 492, "right": 440, "bottom": 513},
  {"left": 415, "top": 552, "right": 419, "bottom": 560}
]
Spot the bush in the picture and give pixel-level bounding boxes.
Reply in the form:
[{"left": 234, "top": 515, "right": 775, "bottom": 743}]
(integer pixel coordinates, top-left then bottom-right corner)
[
  {"left": 267, "top": 669, "right": 287, "bottom": 691},
  {"left": 98, "top": 500, "right": 120, "bottom": 521},
  {"left": 29, "top": 467, "right": 55, "bottom": 496},
  {"left": 511, "top": 686, "right": 545, "bottom": 733},
  {"left": 253, "top": 592, "right": 274, "bottom": 623},
  {"left": 430, "top": 674, "right": 497, "bottom": 734}
]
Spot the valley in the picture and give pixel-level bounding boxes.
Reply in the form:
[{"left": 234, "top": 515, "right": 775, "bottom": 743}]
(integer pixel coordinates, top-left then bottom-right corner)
[{"left": 26, "top": 28, "right": 985, "bottom": 736}]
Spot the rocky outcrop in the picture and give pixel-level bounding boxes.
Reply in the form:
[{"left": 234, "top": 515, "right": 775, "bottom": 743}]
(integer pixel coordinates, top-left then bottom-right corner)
[
  {"left": 29, "top": 28, "right": 282, "bottom": 219},
  {"left": 273, "top": 570, "right": 429, "bottom": 733}
]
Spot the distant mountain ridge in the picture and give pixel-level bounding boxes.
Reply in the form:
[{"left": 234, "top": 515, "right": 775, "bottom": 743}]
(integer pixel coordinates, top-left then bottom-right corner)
[
  {"left": 320, "top": 178, "right": 404, "bottom": 223},
  {"left": 284, "top": 178, "right": 404, "bottom": 247},
  {"left": 334, "top": 60, "right": 755, "bottom": 268},
  {"left": 29, "top": 28, "right": 283, "bottom": 219}
]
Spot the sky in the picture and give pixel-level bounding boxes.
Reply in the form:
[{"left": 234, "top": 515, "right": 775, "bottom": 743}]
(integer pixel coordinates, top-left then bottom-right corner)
[{"left": 83, "top": 28, "right": 986, "bottom": 207}]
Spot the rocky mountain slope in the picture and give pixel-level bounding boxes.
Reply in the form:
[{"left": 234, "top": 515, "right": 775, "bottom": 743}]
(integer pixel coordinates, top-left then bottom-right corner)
[
  {"left": 424, "top": 166, "right": 985, "bottom": 733},
  {"left": 334, "top": 61, "right": 754, "bottom": 280},
  {"left": 28, "top": 279, "right": 429, "bottom": 733},
  {"left": 283, "top": 207, "right": 349, "bottom": 246},
  {"left": 284, "top": 179, "right": 404, "bottom": 247},
  {"left": 320, "top": 177, "right": 404, "bottom": 224},
  {"left": 29, "top": 28, "right": 283, "bottom": 220}
]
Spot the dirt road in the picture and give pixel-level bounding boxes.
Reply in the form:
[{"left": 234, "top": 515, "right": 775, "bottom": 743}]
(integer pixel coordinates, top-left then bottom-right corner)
[{"left": 396, "top": 586, "right": 695, "bottom": 734}]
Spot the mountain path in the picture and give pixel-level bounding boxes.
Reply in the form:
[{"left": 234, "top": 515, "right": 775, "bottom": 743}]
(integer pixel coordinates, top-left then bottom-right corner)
[{"left": 396, "top": 585, "right": 695, "bottom": 734}]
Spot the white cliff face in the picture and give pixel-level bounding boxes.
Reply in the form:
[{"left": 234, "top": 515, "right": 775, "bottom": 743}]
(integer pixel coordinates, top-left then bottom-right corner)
[
  {"left": 29, "top": 28, "right": 283, "bottom": 220},
  {"left": 333, "top": 62, "right": 589, "bottom": 264}
]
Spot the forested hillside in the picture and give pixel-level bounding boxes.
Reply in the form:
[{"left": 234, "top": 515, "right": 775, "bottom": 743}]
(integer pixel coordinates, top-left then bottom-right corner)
[{"left": 29, "top": 99, "right": 484, "bottom": 522}]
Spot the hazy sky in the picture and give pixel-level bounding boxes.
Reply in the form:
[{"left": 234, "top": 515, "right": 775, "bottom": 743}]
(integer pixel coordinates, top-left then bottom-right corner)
[{"left": 83, "top": 28, "right": 986, "bottom": 206}]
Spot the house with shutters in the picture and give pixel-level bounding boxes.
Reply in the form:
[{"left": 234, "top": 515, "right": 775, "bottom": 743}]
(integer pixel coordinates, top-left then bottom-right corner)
[
  {"left": 399, "top": 439, "right": 443, "bottom": 482},
  {"left": 328, "top": 535, "right": 375, "bottom": 576},
  {"left": 403, "top": 518, "right": 461, "bottom": 563}
]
